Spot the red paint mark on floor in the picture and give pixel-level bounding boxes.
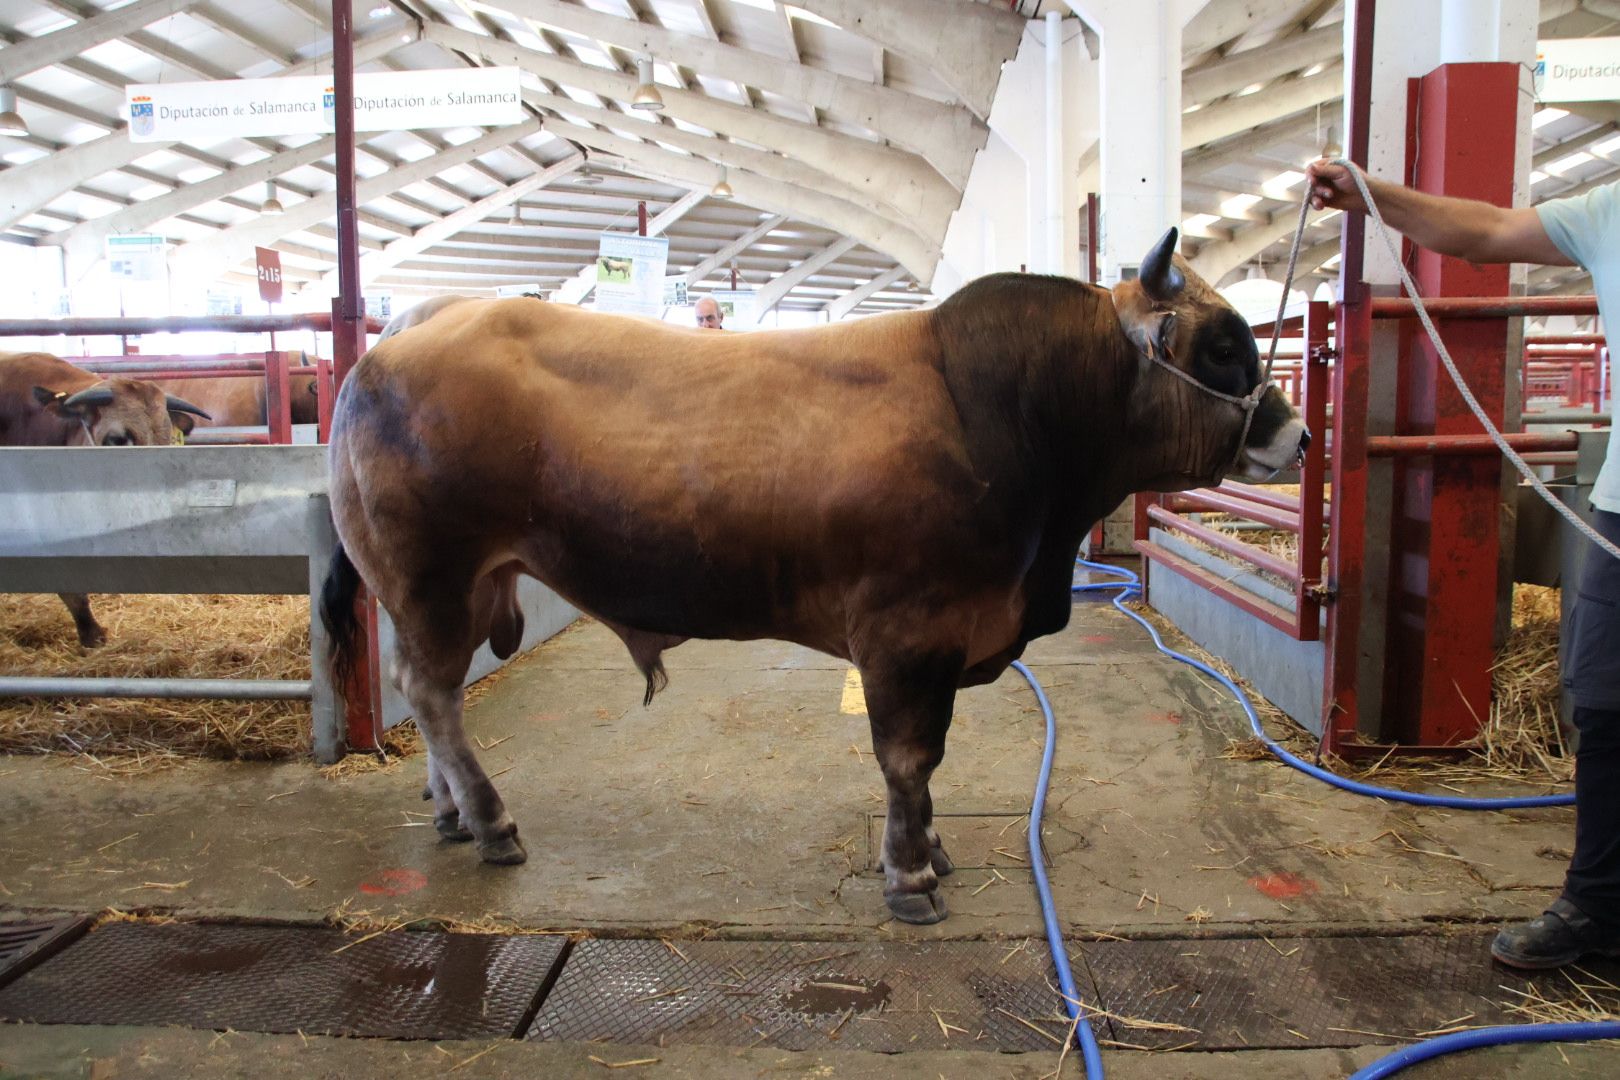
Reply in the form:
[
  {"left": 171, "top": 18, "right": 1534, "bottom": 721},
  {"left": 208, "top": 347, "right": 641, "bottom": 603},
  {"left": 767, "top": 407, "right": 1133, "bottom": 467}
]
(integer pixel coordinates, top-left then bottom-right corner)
[
  {"left": 1247, "top": 872, "right": 1319, "bottom": 900},
  {"left": 359, "top": 868, "right": 428, "bottom": 896},
  {"left": 1080, "top": 635, "right": 1113, "bottom": 644},
  {"left": 1148, "top": 711, "right": 1183, "bottom": 725}
]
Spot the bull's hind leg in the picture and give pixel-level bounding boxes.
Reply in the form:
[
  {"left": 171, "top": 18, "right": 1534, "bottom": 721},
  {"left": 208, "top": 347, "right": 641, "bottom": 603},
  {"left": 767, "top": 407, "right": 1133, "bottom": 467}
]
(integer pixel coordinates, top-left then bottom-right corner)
[
  {"left": 57, "top": 593, "right": 105, "bottom": 648},
  {"left": 861, "top": 652, "right": 962, "bottom": 925},
  {"left": 425, "top": 752, "right": 474, "bottom": 843},
  {"left": 391, "top": 595, "right": 525, "bottom": 865}
]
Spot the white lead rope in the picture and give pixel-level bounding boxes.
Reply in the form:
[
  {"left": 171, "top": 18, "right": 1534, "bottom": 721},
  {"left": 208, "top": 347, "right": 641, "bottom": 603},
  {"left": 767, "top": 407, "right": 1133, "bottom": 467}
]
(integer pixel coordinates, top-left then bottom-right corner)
[{"left": 1294, "top": 160, "right": 1620, "bottom": 563}]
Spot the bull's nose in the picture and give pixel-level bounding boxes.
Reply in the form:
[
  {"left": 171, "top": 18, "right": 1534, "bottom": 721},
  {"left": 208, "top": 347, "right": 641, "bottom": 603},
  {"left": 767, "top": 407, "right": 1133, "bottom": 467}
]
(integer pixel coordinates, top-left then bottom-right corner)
[{"left": 1298, "top": 428, "right": 1312, "bottom": 452}]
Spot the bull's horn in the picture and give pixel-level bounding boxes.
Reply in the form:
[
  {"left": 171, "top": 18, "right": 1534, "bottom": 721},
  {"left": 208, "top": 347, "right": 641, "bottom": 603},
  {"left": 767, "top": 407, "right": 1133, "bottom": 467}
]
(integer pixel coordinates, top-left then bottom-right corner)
[
  {"left": 1140, "top": 227, "right": 1185, "bottom": 303},
  {"left": 164, "top": 394, "right": 212, "bottom": 420},
  {"left": 61, "top": 385, "right": 115, "bottom": 410}
]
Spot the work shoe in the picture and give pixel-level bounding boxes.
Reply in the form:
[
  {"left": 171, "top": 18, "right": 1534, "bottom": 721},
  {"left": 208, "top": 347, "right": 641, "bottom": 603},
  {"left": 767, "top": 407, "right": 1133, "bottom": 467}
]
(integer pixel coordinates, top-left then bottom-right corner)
[{"left": 1490, "top": 898, "right": 1620, "bottom": 970}]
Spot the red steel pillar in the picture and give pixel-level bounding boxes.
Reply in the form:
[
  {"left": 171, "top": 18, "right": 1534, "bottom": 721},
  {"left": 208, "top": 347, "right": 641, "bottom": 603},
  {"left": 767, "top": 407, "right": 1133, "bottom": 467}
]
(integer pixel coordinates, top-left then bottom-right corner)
[
  {"left": 1381, "top": 63, "right": 1519, "bottom": 745},
  {"left": 1323, "top": 0, "right": 1377, "bottom": 754},
  {"left": 330, "top": 0, "right": 378, "bottom": 751}
]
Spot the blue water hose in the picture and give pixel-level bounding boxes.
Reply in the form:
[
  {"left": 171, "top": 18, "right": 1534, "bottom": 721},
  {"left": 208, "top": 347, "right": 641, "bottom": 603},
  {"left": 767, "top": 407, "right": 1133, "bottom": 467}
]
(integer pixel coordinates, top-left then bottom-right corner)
[
  {"left": 1347, "top": 1022, "right": 1620, "bottom": 1079},
  {"left": 1018, "top": 557, "right": 1611, "bottom": 1080},
  {"left": 1013, "top": 658, "right": 1107, "bottom": 1079}
]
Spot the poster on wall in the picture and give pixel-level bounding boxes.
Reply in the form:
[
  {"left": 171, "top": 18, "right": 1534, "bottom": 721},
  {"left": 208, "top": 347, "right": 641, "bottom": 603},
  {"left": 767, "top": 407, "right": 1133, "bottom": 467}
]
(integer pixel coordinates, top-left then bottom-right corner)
[
  {"left": 706, "top": 288, "right": 759, "bottom": 329},
  {"left": 124, "top": 67, "right": 524, "bottom": 142},
  {"left": 105, "top": 234, "right": 167, "bottom": 281},
  {"left": 594, "top": 234, "right": 669, "bottom": 317},
  {"left": 1535, "top": 38, "right": 1620, "bottom": 102}
]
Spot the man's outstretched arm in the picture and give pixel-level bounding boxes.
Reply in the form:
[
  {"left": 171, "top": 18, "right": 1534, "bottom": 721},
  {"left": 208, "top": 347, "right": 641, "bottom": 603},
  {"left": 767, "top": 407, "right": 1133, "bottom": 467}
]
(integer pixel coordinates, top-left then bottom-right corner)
[{"left": 1306, "top": 159, "right": 1575, "bottom": 268}]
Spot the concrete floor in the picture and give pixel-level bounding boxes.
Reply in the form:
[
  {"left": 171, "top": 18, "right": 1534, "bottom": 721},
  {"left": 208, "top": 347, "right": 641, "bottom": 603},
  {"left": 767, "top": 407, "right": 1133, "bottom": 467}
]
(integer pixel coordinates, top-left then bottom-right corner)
[{"left": 0, "top": 597, "right": 1606, "bottom": 1076}]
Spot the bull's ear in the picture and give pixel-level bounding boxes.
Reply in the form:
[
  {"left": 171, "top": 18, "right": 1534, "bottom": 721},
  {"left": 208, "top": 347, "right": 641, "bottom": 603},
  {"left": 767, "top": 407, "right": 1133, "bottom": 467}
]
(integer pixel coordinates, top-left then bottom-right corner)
[
  {"left": 169, "top": 412, "right": 197, "bottom": 437},
  {"left": 33, "top": 386, "right": 77, "bottom": 415},
  {"left": 1113, "top": 285, "right": 1178, "bottom": 362},
  {"left": 1140, "top": 227, "right": 1185, "bottom": 303}
]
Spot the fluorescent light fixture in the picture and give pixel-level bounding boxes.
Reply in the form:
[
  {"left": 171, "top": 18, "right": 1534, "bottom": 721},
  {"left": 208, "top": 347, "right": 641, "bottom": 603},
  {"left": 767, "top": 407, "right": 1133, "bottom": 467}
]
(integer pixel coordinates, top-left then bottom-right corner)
[
  {"left": 1262, "top": 169, "right": 1306, "bottom": 199},
  {"left": 785, "top": 5, "right": 838, "bottom": 27},
  {"left": 0, "top": 87, "right": 27, "bottom": 137},
  {"left": 1546, "top": 150, "right": 1593, "bottom": 175},
  {"left": 1532, "top": 107, "right": 1569, "bottom": 130},
  {"left": 1221, "top": 193, "right": 1263, "bottom": 216}
]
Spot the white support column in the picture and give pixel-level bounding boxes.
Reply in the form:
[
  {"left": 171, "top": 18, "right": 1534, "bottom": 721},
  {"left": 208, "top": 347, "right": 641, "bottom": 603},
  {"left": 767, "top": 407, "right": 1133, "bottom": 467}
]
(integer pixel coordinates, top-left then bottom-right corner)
[
  {"left": 1065, "top": 0, "right": 1201, "bottom": 284},
  {"left": 1043, "top": 11, "right": 1064, "bottom": 275},
  {"left": 1348, "top": 0, "right": 1536, "bottom": 285}
]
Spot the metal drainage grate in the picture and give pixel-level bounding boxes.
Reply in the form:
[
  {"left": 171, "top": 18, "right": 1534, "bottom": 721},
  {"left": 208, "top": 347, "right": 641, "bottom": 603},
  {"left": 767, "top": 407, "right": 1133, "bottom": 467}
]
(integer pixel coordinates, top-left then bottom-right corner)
[
  {"left": 0, "top": 917, "right": 90, "bottom": 991},
  {"left": 0, "top": 921, "right": 568, "bottom": 1040},
  {"left": 1077, "top": 931, "right": 1620, "bottom": 1051},
  {"left": 526, "top": 938, "right": 1075, "bottom": 1051}
]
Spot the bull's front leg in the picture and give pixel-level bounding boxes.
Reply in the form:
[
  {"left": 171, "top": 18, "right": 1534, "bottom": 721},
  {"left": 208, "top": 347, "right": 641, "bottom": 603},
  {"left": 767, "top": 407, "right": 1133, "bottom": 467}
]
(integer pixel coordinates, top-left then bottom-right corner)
[
  {"left": 57, "top": 593, "right": 105, "bottom": 648},
  {"left": 862, "top": 653, "right": 960, "bottom": 925}
]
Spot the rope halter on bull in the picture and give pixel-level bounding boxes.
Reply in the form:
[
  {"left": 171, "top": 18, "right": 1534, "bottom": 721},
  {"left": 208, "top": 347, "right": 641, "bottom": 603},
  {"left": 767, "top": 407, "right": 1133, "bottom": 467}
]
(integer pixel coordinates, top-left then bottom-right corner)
[{"left": 1129, "top": 207, "right": 1310, "bottom": 473}]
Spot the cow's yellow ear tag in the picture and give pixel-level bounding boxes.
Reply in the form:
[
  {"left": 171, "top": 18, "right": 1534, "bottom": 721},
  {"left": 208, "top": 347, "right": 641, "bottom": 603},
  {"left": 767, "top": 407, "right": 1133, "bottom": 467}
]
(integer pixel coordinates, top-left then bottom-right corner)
[{"left": 171, "top": 428, "right": 186, "bottom": 446}]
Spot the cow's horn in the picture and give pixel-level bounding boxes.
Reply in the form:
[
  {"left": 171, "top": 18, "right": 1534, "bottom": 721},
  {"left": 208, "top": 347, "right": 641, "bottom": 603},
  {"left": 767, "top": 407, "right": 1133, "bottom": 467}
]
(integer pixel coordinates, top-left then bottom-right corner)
[
  {"left": 164, "top": 394, "right": 212, "bottom": 420},
  {"left": 1140, "top": 227, "right": 1185, "bottom": 303},
  {"left": 61, "top": 385, "right": 116, "bottom": 410}
]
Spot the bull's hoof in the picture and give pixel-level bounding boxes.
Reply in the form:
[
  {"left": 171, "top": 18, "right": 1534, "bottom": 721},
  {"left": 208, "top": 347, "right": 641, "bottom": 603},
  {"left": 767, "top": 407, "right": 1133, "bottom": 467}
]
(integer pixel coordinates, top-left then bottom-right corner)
[
  {"left": 435, "top": 813, "right": 474, "bottom": 843},
  {"left": 886, "top": 889, "right": 948, "bottom": 925},
  {"left": 930, "top": 845, "right": 956, "bottom": 878},
  {"left": 478, "top": 832, "right": 527, "bottom": 866},
  {"left": 78, "top": 628, "right": 107, "bottom": 649}
]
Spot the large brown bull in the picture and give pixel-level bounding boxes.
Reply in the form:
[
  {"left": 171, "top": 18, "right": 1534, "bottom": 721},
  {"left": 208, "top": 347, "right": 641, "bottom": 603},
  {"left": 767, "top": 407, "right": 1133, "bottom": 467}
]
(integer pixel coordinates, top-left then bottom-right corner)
[
  {"left": 1, "top": 352, "right": 210, "bottom": 647},
  {"left": 320, "top": 230, "right": 1308, "bottom": 924},
  {"left": 153, "top": 373, "right": 320, "bottom": 429}
]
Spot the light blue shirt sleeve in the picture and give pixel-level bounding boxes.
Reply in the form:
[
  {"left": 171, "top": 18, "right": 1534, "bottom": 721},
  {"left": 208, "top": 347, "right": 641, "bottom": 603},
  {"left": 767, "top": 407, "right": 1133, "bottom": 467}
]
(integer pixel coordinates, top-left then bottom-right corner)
[
  {"left": 1535, "top": 181, "right": 1620, "bottom": 514},
  {"left": 1536, "top": 183, "right": 1620, "bottom": 269}
]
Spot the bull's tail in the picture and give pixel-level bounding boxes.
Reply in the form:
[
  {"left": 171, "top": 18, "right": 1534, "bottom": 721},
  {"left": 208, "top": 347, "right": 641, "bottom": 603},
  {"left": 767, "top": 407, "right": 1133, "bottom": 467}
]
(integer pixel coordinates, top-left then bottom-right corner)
[{"left": 320, "top": 541, "right": 364, "bottom": 689}]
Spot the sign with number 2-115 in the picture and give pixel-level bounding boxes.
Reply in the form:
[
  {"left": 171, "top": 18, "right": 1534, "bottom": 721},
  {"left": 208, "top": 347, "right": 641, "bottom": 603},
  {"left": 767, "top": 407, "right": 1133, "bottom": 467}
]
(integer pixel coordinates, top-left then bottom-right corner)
[{"left": 255, "top": 246, "right": 283, "bottom": 304}]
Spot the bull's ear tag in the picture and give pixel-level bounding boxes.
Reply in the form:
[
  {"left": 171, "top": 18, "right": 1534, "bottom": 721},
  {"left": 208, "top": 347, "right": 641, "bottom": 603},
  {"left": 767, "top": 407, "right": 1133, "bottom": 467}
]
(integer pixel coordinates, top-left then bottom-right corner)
[{"left": 171, "top": 427, "right": 186, "bottom": 446}]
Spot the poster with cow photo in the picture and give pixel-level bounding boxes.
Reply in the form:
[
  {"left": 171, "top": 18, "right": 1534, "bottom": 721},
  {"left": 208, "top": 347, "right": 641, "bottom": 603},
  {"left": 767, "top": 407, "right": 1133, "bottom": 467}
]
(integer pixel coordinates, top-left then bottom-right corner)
[{"left": 594, "top": 234, "right": 669, "bottom": 317}]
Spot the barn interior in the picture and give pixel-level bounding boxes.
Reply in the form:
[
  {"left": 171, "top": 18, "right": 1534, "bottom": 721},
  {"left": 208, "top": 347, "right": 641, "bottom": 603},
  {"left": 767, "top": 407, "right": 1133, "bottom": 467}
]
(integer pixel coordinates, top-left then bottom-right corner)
[{"left": 3, "top": 2, "right": 1620, "bottom": 1078}]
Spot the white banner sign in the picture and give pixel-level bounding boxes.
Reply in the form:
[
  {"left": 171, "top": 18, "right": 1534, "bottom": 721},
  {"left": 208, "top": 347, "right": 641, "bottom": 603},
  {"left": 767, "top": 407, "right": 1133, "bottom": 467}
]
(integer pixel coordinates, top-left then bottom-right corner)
[
  {"left": 1535, "top": 38, "right": 1620, "bottom": 102},
  {"left": 105, "top": 234, "right": 167, "bottom": 281},
  {"left": 496, "top": 283, "right": 544, "bottom": 298},
  {"left": 125, "top": 67, "right": 525, "bottom": 142},
  {"left": 594, "top": 234, "right": 669, "bottom": 317},
  {"left": 663, "top": 277, "right": 688, "bottom": 307},
  {"left": 708, "top": 289, "right": 759, "bottom": 330}
]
